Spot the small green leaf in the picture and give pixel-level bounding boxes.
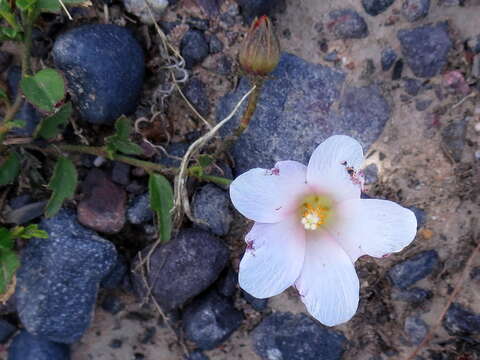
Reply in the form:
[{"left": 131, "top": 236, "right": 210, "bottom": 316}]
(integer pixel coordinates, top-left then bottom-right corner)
[
  {"left": 0, "top": 152, "right": 21, "bottom": 186},
  {"left": 5, "top": 119, "right": 26, "bottom": 130},
  {"left": 16, "top": 0, "right": 37, "bottom": 11},
  {"left": 0, "top": 228, "right": 13, "bottom": 250},
  {"left": 45, "top": 156, "right": 77, "bottom": 218},
  {"left": 0, "top": 249, "right": 20, "bottom": 294},
  {"left": 36, "top": 0, "right": 89, "bottom": 12},
  {"left": 148, "top": 174, "right": 174, "bottom": 243},
  {"left": 1, "top": 27, "right": 19, "bottom": 40},
  {"left": 11, "top": 224, "right": 48, "bottom": 240},
  {"left": 20, "top": 68, "right": 65, "bottom": 112},
  {"left": 105, "top": 116, "right": 143, "bottom": 158},
  {"left": 35, "top": 102, "right": 72, "bottom": 139},
  {"left": 197, "top": 154, "right": 214, "bottom": 169},
  {"left": 0, "top": 1, "right": 20, "bottom": 30}
]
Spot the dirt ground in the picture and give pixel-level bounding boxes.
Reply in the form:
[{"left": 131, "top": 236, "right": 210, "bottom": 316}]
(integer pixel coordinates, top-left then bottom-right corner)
[{"left": 70, "top": 0, "right": 480, "bottom": 359}]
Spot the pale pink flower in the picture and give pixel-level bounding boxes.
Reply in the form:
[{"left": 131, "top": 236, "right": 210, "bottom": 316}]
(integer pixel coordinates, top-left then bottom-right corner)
[{"left": 230, "top": 135, "right": 417, "bottom": 326}]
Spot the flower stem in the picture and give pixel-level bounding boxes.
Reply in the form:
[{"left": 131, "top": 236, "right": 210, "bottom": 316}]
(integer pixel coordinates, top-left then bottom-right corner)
[{"left": 235, "top": 78, "right": 263, "bottom": 136}]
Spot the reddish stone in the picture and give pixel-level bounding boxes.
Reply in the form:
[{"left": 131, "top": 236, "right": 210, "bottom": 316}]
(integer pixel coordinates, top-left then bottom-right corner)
[{"left": 77, "top": 169, "right": 126, "bottom": 234}]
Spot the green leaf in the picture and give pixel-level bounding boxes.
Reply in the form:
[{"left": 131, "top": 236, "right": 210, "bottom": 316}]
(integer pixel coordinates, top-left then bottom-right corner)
[
  {"left": 1, "top": 27, "right": 19, "bottom": 40},
  {"left": 197, "top": 154, "right": 214, "bottom": 169},
  {"left": 35, "top": 102, "right": 72, "bottom": 139},
  {"left": 0, "top": 228, "right": 13, "bottom": 250},
  {"left": 16, "top": 0, "right": 37, "bottom": 11},
  {"left": 0, "top": 0, "right": 20, "bottom": 30},
  {"left": 0, "top": 152, "right": 21, "bottom": 186},
  {"left": 148, "top": 174, "right": 174, "bottom": 243},
  {"left": 36, "top": 0, "right": 89, "bottom": 12},
  {"left": 105, "top": 116, "right": 142, "bottom": 158},
  {"left": 11, "top": 224, "right": 48, "bottom": 239},
  {"left": 45, "top": 156, "right": 77, "bottom": 218},
  {"left": 0, "top": 249, "right": 20, "bottom": 294},
  {"left": 20, "top": 68, "right": 65, "bottom": 112},
  {"left": 4, "top": 119, "right": 26, "bottom": 130}
]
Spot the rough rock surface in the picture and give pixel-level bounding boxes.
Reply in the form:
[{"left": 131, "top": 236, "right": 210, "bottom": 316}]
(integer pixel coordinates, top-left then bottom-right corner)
[
  {"left": 218, "top": 53, "right": 390, "bottom": 175},
  {"left": 252, "top": 312, "right": 347, "bottom": 360},
  {"left": 16, "top": 209, "right": 117, "bottom": 343},
  {"left": 52, "top": 24, "right": 145, "bottom": 125},
  {"left": 132, "top": 229, "right": 229, "bottom": 311},
  {"left": 192, "top": 184, "right": 232, "bottom": 236},
  {"left": 388, "top": 250, "right": 439, "bottom": 289},
  {"left": 8, "top": 330, "right": 70, "bottom": 360}
]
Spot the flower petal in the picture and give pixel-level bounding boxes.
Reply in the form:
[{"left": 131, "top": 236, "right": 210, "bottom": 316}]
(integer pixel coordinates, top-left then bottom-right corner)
[
  {"left": 239, "top": 215, "right": 305, "bottom": 298},
  {"left": 307, "top": 135, "right": 364, "bottom": 202},
  {"left": 230, "top": 160, "right": 309, "bottom": 223},
  {"left": 334, "top": 199, "right": 418, "bottom": 262},
  {"left": 295, "top": 232, "right": 359, "bottom": 326}
]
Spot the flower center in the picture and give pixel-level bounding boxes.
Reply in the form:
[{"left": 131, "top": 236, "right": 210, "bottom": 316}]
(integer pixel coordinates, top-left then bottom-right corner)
[{"left": 299, "top": 195, "right": 333, "bottom": 231}]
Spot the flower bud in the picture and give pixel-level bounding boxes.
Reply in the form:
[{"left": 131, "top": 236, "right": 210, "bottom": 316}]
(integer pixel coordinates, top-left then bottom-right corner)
[{"left": 239, "top": 15, "right": 280, "bottom": 77}]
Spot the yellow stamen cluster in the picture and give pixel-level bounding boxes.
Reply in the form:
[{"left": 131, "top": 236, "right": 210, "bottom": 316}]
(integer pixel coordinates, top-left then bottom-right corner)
[{"left": 301, "top": 203, "right": 329, "bottom": 230}]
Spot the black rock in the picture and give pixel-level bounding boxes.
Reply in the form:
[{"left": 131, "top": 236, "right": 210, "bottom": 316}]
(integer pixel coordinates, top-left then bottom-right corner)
[
  {"left": 8, "top": 194, "right": 32, "bottom": 209},
  {"left": 361, "top": 0, "right": 395, "bottom": 16},
  {"left": 409, "top": 206, "right": 426, "bottom": 229},
  {"left": 235, "top": 0, "right": 284, "bottom": 23},
  {"left": 111, "top": 162, "right": 130, "bottom": 186},
  {"left": 181, "top": 30, "right": 209, "bottom": 69},
  {"left": 397, "top": 22, "right": 452, "bottom": 78},
  {"left": 243, "top": 291, "right": 268, "bottom": 311},
  {"left": 127, "top": 193, "right": 154, "bottom": 225},
  {"left": 327, "top": 9, "right": 369, "bottom": 39},
  {"left": 388, "top": 250, "right": 439, "bottom": 289},
  {"left": 218, "top": 53, "right": 389, "bottom": 175},
  {"left": 401, "top": 0, "right": 430, "bottom": 22},
  {"left": 186, "top": 350, "right": 209, "bottom": 360},
  {"left": 0, "top": 319, "right": 16, "bottom": 343},
  {"left": 0, "top": 50, "right": 12, "bottom": 73},
  {"left": 192, "top": 184, "right": 232, "bottom": 236},
  {"left": 392, "top": 59, "right": 404, "bottom": 80},
  {"left": 101, "top": 295, "right": 125, "bottom": 315},
  {"left": 443, "top": 303, "right": 480, "bottom": 336},
  {"left": 132, "top": 229, "right": 229, "bottom": 311},
  {"left": 381, "top": 47, "right": 397, "bottom": 71},
  {"left": 156, "top": 142, "right": 189, "bottom": 168},
  {"left": 208, "top": 35, "right": 224, "bottom": 54},
  {"left": 415, "top": 98, "right": 432, "bottom": 111},
  {"left": 215, "top": 55, "right": 233, "bottom": 76},
  {"left": 404, "top": 316, "right": 428, "bottom": 345},
  {"left": 183, "top": 78, "right": 210, "bottom": 116},
  {"left": 441, "top": 118, "right": 468, "bottom": 162},
  {"left": 216, "top": 268, "right": 238, "bottom": 298},
  {"left": 392, "top": 287, "right": 432, "bottom": 304},
  {"left": 183, "top": 290, "right": 243, "bottom": 350},
  {"left": 471, "top": 266, "right": 480, "bottom": 281},
  {"left": 15, "top": 209, "right": 117, "bottom": 343},
  {"left": 252, "top": 312, "right": 347, "bottom": 360},
  {"left": 323, "top": 51, "right": 339, "bottom": 63},
  {"left": 187, "top": 17, "right": 210, "bottom": 31},
  {"left": 101, "top": 254, "right": 128, "bottom": 289},
  {"left": 404, "top": 77, "right": 423, "bottom": 96},
  {"left": 110, "top": 339, "right": 123, "bottom": 349},
  {"left": 4, "top": 201, "right": 46, "bottom": 225},
  {"left": 8, "top": 330, "right": 70, "bottom": 360},
  {"left": 6, "top": 66, "right": 41, "bottom": 136},
  {"left": 52, "top": 24, "right": 145, "bottom": 125}
]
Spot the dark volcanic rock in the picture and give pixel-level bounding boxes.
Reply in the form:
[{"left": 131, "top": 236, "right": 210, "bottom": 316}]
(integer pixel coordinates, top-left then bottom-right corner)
[
  {"left": 443, "top": 303, "right": 480, "bottom": 336},
  {"left": 127, "top": 193, "right": 154, "bottom": 225},
  {"left": 361, "top": 0, "right": 395, "bottom": 16},
  {"left": 404, "top": 316, "right": 428, "bottom": 345},
  {"left": 186, "top": 350, "right": 209, "bottom": 360},
  {"left": 101, "top": 254, "right": 128, "bottom": 289},
  {"left": 404, "top": 77, "right": 423, "bottom": 96},
  {"left": 52, "top": 24, "right": 145, "bottom": 125},
  {"left": 192, "top": 184, "right": 232, "bottom": 236},
  {"left": 132, "top": 229, "right": 229, "bottom": 311},
  {"left": 397, "top": 22, "right": 452, "bottom": 78},
  {"left": 441, "top": 118, "right": 468, "bottom": 162},
  {"left": 181, "top": 30, "right": 209, "bottom": 69},
  {"left": 217, "top": 53, "right": 390, "bottom": 175},
  {"left": 77, "top": 169, "right": 126, "bottom": 234},
  {"left": 401, "top": 0, "right": 430, "bottom": 22},
  {"left": 8, "top": 330, "right": 70, "bottom": 360},
  {"left": 235, "top": 0, "right": 285, "bottom": 23},
  {"left": 0, "top": 319, "right": 16, "bottom": 343},
  {"left": 392, "top": 287, "right": 432, "bottom": 305},
  {"left": 388, "top": 250, "right": 439, "bottom": 289},
  {"left": 409, "top": 206, "right": 426, "bottom": 229},
  {"left": 252, "top": 312, "right": 347, "bottom": 360},
  {"left": 16, "top": 209, "right": 117, "bottom": 343},
  {"left": 327, "top": 9, "right": 368, "bottom": 39},
  {"left": 392, "top": 59, "right": 404, "bottom": 80},
  {"left": 381, "top": 47, "right": 397, "bottom": 71},
  {"left": 243, "top": 291, "right": 268, "bottom": 311},
  {"left": 111, "top": 162, "right": 130, "bottom": 186},
  {"left": 183, "top": 78, "right": 210, "bottom": 116},
  {"left": 4, "top": 201, "right": 46, "bottom": 225},
  {"left": 183, "top": 290, "right": 243, "bottom": 350}
]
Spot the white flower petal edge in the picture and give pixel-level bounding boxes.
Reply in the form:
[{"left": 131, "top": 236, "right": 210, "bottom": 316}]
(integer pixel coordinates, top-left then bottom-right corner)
[
  {"left": 334, "top": 199, "right": 418, "bottom": 262},
  {"left": 307, "top": 135, "right": 364, "bottom": 202},
  {"left": 230, "top": 160, "right": 309, "bottom": 223},
  {"left": 295, "top": 231, "right": 359, "bottom": 326},
  {"left": 239, "top": 215, "right": 306, "bottom": 298}
]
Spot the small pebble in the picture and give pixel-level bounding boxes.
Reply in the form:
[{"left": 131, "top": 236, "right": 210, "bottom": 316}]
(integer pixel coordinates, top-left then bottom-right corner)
[
  {"left": 415, "top": 99, "right": 432, "bottom": 111},
  {"left": 381, "top": 47, "right": 397, "bottom": 71},
  {"left": 181, "top": 30, "right": 209, "bottom": 69},
  {"left": 392, "top": 59, "right": 404, "bottom": 80},
  {"left": 122, "top": 0, "right": 168, "bottom": 24},
  {"left": 401, "top": 0, "right": 430, "bottom": 22},
  {"left": 327, "top": 9, "right": 369, "bottom": 39},
  {"left": 361, "top": 0, "right": 395, "bottom": 16},
  {"left": 404, "top": 316, "right": 428, "bottom": 345}
]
